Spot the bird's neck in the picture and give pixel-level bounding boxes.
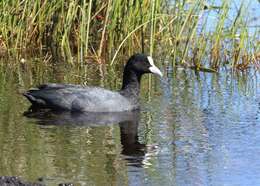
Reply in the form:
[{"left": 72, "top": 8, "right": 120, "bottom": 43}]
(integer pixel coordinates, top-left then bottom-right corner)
[{"left": 120, "top": 70, "right": 142, "bottom": 97}]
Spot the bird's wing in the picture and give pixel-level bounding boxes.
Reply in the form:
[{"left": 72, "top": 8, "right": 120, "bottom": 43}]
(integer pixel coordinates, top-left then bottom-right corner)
[{"left": 37, "top": 83, "right": 82, "bottom": 90}]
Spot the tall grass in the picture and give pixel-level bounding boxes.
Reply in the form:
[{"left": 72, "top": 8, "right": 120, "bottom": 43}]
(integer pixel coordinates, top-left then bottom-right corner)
[{"left": 0, "top": 0, "right": 259, "bottom": 70}]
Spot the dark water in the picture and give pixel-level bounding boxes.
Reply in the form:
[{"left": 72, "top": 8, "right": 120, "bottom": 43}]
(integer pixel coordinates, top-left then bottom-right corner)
[{"left": 0, "top": 59, "right": 259, "bottom": 186}]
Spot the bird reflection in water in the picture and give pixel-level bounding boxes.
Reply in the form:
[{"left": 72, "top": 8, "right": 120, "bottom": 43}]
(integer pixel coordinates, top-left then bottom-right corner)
[
  {"left": 24, "top": 109, "right": 149, "bottom": 167},
  {"left": 119, "top": 116, "right": 146, "bottom": 167}
]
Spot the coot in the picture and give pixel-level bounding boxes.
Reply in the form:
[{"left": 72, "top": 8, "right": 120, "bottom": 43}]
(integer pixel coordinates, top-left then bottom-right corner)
[{"left": 23, "top": 54, "right": 162, "bottom": 112}]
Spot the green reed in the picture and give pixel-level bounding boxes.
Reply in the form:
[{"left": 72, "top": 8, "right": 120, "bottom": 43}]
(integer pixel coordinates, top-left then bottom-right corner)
[{"left": 0, "top": 0, "right": 259, "bottom": 70}]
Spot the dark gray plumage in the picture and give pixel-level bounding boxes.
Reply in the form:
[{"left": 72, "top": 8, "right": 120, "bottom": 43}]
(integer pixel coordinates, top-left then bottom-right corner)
[{"left": 23, "top": 54, "right": 162, "bottom": 112}]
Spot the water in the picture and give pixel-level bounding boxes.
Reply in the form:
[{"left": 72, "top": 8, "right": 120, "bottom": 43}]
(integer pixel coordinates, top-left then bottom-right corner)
[
  {"left": 0, "top": 59, "right": 260, "bottom": 186},
  {"left": 199, "top": 0, "right": 260, "bottom": 35}
]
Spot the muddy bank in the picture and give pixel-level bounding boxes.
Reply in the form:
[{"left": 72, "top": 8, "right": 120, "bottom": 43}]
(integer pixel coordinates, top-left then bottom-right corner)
[
  {"left": 0, "top": 176, "right": 73, "bottom": 186},
  {"left": 0, "top": 176, "right": 43, "bottom": 186}
]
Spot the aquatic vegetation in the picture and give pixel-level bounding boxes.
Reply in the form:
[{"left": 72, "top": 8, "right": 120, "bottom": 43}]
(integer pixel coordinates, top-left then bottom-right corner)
[{"left": 0, "top": 0, "right": 259, "bottom": 70}]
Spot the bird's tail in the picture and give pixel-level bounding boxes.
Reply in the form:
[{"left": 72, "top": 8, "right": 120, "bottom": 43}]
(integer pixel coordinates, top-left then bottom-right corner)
[{"left": 23, "top": 90, "right": 46, "bottom": 107}]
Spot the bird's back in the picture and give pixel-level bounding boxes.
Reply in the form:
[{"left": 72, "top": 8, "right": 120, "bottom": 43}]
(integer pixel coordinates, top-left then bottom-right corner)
[{"left": 23, "top": 83, "right": 138, "bottom": 112}]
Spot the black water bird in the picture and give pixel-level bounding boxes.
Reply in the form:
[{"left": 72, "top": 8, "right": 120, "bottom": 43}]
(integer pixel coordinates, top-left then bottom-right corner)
[{"left": 23, "top": 54, "right": 162, "bottom": 112}]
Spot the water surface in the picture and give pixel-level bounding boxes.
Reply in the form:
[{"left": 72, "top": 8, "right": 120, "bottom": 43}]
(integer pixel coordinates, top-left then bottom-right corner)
[{"left": 0, "top": 59, "right": 259, "bottom": 186}]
